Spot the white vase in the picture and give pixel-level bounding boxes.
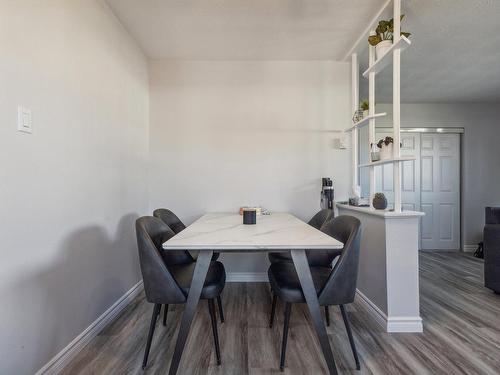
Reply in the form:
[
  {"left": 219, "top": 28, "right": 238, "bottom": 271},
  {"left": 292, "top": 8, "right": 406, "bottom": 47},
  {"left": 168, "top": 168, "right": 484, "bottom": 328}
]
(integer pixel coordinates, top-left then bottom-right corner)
[
  {"left": 376, "top": 40, "right": 392, "bottom": 60},
  {"left": 379, "top": 143, "right": 393, "bottom": 160}
]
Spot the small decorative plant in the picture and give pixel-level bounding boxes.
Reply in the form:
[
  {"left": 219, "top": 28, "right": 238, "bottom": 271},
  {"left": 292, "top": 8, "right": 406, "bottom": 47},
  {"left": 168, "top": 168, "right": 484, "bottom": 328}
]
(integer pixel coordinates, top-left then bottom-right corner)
[
  {"left": 377, "top": 137, "right": 403, "bottom": 160},
  {"left": 360, "top": 100, "right": 369, "bottom": 111},
  {"left": 377, "top": 136, "right": 394, "bottom": 149},
  {"left": 377, "top": 137, "right": 395, "bottom": 160},
  {"left": 368, "top": 15, "right": 411, "bottom": 47},
  {"left": 373, "top": 193, "right": 388, "bottom": 210},
  {"left": 368, "top": 15, "right": 411, "bottom": 59}
]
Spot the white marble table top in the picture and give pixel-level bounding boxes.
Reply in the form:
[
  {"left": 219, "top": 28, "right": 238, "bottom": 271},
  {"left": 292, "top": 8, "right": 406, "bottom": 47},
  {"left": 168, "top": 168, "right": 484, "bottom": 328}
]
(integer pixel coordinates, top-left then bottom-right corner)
[{"left": 162, "top": 212, "right": 343, "bottom": 251}]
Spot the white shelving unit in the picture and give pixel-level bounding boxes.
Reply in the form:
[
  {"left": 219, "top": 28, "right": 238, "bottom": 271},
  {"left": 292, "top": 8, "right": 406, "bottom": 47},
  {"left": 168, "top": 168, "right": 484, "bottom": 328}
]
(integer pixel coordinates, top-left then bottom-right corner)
[
  {"left": 349, "top": 0, "right": 409, "bottom": 212},
  {"left": 345, "top": 112, "right": 386, "bottom": 132},
  {"left": 358, "top": 156, "right": 415, "bottom": 168},
  {"left": 362, "top": 35, "right": 411, "bottom": 77}
]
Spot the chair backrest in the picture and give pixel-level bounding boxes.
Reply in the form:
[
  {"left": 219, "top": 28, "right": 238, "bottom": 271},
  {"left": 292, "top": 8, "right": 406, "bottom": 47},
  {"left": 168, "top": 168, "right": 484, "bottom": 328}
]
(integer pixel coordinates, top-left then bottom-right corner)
[
  {"left": 486, "top": 207, "right": 500, "bottom": 224},
  {"left": 153, "top": 208, "right": 187, "bottom": 234},
  {"left": 318, "top": 215, "right": 361, "bottom": 306},
  {"left": 308, "top": 209, "right": 334, "bottom": 230},
  {"left": 153, "top": 208, "right": 193, "bottom": 265},
  {"left": 135, "top": 216, "right": 187, "bottom": 304}
]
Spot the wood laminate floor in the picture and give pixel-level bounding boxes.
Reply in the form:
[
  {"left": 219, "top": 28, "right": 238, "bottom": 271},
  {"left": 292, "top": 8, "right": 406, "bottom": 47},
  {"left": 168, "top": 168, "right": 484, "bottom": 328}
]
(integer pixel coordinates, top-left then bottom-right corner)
[{"left": 62, "top": 252, "right": 500, "bottom": 375}]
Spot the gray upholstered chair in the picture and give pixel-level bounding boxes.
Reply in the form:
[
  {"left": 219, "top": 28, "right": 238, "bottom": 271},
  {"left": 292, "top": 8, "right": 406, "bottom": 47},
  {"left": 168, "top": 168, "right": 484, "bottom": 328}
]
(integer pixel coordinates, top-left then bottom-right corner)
[
  {"left": 135, "top": 216, "right": 226, "bottom": 369},
  {"left": 268, "top": 208, "right": 339, "bottom": 326},
  {"left": 153, "top": 208, "right": 224, "bottom": 323},
  {"left": 268, "top": 215, "right": 362, "bottom": 371},
  {"left": 484, "top": 207, "right": 500, "bottom": 293},
  {"left": 267, "top": 208, "right": 335, "bottom": 266}
]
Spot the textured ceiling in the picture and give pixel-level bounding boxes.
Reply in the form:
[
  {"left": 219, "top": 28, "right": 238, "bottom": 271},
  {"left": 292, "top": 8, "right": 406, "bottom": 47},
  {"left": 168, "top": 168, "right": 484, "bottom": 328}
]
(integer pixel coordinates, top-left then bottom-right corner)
[
  {"left": 359, "top": 0, "right": 500, "bottom": 102},
  {"left": 105, "top": 0, "right": 386, "bottom": 60}
]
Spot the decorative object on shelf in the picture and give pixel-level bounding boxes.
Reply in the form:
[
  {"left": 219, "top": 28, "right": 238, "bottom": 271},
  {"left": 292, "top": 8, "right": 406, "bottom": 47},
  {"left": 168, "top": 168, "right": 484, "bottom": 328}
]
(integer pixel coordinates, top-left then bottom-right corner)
[
  {"left": 370, "top": 143, "right": 380, "bottom": 161},
  {"left": 360, "top": 100, "right": 369, "bottom": 118},
  {"left": 368, "top": 15, "right": 411, "bottom": 60},
  {"left": 377, "top": 136, "right": 395, "bottom": 160},
  {"left": 372, "top": 193, "right": 388, "bottom": 210},
  {"left": 352, "top": 109, "right": 363, "bottom": 123},
  {"left": 349, "top": 185, "right": 361, "bottom": 206}
]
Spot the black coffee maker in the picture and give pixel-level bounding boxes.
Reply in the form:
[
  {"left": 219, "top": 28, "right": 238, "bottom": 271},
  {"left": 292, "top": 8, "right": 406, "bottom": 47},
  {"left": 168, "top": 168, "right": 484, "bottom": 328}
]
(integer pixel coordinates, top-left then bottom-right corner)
[{"left": 320, "top": 178, "right": 334, "bottom": 210}]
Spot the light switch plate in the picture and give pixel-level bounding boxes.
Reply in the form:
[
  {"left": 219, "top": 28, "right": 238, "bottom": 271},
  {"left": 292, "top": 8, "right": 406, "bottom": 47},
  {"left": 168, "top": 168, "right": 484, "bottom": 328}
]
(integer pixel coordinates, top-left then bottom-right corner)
[{"left": 18, "top": 106, "right": 32, "bottom": 133}]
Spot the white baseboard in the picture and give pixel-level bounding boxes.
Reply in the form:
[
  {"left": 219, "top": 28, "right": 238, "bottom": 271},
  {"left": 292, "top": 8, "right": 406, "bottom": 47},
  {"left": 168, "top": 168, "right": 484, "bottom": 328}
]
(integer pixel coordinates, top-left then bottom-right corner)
[
  {"left": 355, "top": 289, "right": 387, "bottom": 329},
  {"left": 35, "top": 280, "right": 144, "bottom": 375},
  {"left": 227, "top": 272, "right": 268, "bottom": 282},
  {"left": 463, "top": 244, "right": 477, "bottom": 252},
  {"left": 355, "top": 289, "right": 423, "bottom": 333},
  {"left": 387, "top": 317, "right": 423, "bottom": 333}
]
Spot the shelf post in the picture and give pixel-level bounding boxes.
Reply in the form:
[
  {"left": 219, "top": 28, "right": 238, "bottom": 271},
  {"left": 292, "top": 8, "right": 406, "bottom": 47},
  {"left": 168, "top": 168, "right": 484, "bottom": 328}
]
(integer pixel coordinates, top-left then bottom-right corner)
[
  {"left": 351, "top": 53, "right": 359, "bottom": 191},
  {"left": 393, "top": 0, "right": 402, "bottom": 212},
  {"left": 368, "top": 41, "right": 376, "bottom": 208}
]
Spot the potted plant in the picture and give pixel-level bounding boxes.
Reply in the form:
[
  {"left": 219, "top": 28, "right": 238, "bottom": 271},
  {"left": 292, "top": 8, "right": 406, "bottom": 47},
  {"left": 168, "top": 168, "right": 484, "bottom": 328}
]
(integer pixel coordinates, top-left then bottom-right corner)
[
  {"left": 377, "top": 136, "right": 395, "bottom": 160},
  {"left": 368, "top": 15, "right": 411, "bottom": 60},
  {"left": 360, "top": 100, "right": 369, "bottom": 118},
  {"left": 373, "top": 193, "right": 388, "bottom": 210}
]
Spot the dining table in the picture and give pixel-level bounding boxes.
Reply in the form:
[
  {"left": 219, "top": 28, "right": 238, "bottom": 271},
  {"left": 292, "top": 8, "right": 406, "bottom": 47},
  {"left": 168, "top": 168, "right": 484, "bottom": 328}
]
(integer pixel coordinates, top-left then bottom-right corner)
[{"left": 162, "top": 212, "right": 344, "bottom": 375}]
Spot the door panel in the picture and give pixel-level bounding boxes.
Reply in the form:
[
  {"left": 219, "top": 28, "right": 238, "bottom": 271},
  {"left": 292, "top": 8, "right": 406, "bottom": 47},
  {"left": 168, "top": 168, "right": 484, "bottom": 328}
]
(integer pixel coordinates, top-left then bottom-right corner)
[
  {"left": 421, "top": 204, "right": 433, "bottom": 240},
  {"left": 374, "top": 131, "right": 421, "bottom": 213},
  {"left": 420, "top": 134, "right": 460, "bottom": 250},
  {"left": 374, "top": 131, "right": 460, "bottom": 250}
]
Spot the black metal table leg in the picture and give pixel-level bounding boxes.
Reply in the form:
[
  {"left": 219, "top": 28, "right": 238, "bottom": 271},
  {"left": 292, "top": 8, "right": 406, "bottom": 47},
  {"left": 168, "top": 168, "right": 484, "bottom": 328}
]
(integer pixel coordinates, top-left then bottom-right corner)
[
  {"left": 168, "top": 250, "right": 213, "bottom": 375},
  {"left": 290, "top": 249, "right": 338, "bottom": 375}
]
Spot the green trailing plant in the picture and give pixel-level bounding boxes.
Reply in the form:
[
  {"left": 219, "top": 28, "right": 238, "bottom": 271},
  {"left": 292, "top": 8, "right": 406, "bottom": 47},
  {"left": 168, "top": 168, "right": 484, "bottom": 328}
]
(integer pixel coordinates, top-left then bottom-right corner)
[
  {"left": 368, "top": 15, "right": 411, "bottom": 46},
  {"left": 360, "top": 100, "right": 369, "bottom": 111}
]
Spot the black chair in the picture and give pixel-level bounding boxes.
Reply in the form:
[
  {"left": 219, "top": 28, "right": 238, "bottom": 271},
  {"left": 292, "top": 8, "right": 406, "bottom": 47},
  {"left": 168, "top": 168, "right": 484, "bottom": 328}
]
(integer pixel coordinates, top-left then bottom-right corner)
[
  {"left": 135, "top": 216, "right": 226, "bottom": 369},
  {"left": 268, "top": 215, "right": 362, "bottom": 371},
  {"left": 484, "top": 207, "right": 500, "bottom": 293},
  {"left": 268, "top": 209, "right": 335, "bottom": 266},
  {"left": 153, "top": 208, "right": 224, "bottom": 324}
]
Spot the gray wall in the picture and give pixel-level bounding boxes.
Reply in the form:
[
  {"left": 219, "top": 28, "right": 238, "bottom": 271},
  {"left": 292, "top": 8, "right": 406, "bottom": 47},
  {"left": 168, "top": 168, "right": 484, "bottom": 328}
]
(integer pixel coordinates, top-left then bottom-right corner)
[
  {"left": 372, "top": 103, "right": 500, "bottom": 248},
  {"left": 0, "top": 2, "right": 149, "bottom": 374},
  {"left": 148, "top": 60, "right": 351, "bottom": 274}
]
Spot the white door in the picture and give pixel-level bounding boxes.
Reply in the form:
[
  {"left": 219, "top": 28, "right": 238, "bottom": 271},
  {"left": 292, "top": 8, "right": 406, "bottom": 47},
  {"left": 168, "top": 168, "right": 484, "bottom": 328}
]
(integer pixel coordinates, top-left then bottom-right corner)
[
  {"left": 374, "top": 132, "right": 421, "bottom": 212},
  {"left": 420, "top": 134, "right": 460, "bottom": 250}
]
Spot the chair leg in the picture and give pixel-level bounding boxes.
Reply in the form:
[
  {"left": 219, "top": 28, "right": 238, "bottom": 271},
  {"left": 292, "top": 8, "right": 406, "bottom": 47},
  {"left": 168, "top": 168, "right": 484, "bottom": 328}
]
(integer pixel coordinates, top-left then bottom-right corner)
[
  {"left": 163, "top": 304, "right": 168, "bottom": 326},
  {"left": 325, "top": 305, "right": 330, "bottom": 327},
  {"left": 208, "top": 299, "right": 222, "bottom": 365},
  {"left": 142, "top": 304, "right": 161, "bottom": 369},
  {"left": 280, "top": 302, "right": 292, "bottom": 371},
  {"left": 269, "top": 293, "right": 277, "bottom": 328},
  {"left": 217, "top": 295, "right": 225, "bottom": 323},
  {"left": 340, "top": 305, "right": 361, "bottom": 370}
]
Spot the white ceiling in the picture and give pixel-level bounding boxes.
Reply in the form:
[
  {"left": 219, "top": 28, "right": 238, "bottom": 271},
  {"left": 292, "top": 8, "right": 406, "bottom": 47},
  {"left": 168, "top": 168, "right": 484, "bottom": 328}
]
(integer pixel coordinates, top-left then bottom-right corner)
[
  {"left": 359, "top": 0, "right": 500, "bottom": 102},
  {"left": 105, "top": 0, "right": 386, "bottom": 60},
  {"left": 106, "top": 0, "right": 500, "bottom": 102}
]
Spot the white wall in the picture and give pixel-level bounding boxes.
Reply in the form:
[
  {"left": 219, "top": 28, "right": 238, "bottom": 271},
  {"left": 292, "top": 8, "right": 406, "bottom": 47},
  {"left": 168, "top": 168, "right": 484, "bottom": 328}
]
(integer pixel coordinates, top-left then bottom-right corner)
[
  {"left": 0, "top": 1, "right": 149, "bottom": 374},
  {"left": 149, "top": 60, "right": 351, "bottom": 273},
  {"left": 374, "top": 103, "right": 500, "bottom": 248}
]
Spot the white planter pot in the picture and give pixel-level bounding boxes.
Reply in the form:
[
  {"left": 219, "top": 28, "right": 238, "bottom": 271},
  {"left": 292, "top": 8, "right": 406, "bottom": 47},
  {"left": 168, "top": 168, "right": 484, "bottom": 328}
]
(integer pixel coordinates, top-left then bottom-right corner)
[
  {"left": 363, "top": 110, "right": 369, "bottom": 118},
  {"left": 376, "top": 40, "right": 392, "bottom": 60},
  {"left": 379, "top": 143, "right": 393, "bottom": 160}
]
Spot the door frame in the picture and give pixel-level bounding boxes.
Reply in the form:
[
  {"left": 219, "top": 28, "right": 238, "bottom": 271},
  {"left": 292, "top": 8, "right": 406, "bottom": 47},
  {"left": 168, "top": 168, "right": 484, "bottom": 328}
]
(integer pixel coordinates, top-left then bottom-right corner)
[{"left": 376, "top": 127, "right": 464, "bottom": 251}]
